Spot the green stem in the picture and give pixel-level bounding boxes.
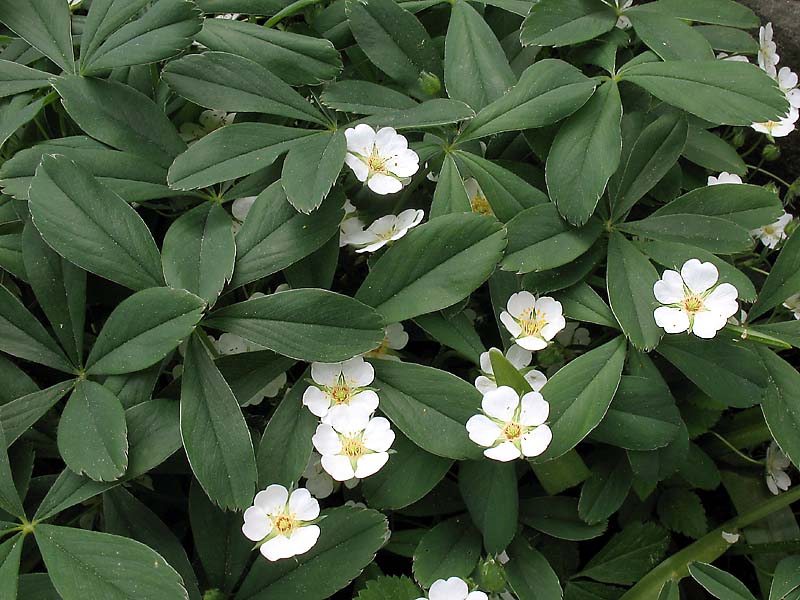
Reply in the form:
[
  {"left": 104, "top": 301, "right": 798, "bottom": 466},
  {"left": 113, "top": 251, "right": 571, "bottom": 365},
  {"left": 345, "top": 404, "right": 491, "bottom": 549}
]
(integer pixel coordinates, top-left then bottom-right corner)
[
  {"left": 746, "top": 164, "right": 793, "bottom": 189},
  {"left": 264, "top": 0, "right": 328, "bottom": 27},
  {"left": 724, "top": 323, "right": 792, "bottom": 350},
  {"left": 621, "top": 485, "right": 800, "bottom": 599},
  {"left": 706, "top": 431, "right": 764, "bottom": 467}
]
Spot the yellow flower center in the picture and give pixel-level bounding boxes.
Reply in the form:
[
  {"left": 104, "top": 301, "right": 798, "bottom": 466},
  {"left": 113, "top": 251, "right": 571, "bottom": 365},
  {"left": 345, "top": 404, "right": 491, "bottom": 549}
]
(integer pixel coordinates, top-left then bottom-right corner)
[
  {"left": 470, "top": 193, "right": 493, "bottom": 216},
  {"left": 682, "top": 295, "right": 705, "bottom": 314},
  {"left": 503, "top": 422, "right": 523, "bottom": 440},
  {"left": 342, "top": 436, "right": 366, "bottom": 459},
  {"left": 763, "top": 225, "right": 775, "bottom": 235},
  {"left": 271, "top": 513, "right": 296, "bottom": 536},
  {"left": 367, "top": 147, "right": 389, "bottom": 175},
  {"left": 519, "top": 308, "right": 547, "bottom": 337},
  {"left": 331, "top": 384, "right": 352, "bottom": 405}
]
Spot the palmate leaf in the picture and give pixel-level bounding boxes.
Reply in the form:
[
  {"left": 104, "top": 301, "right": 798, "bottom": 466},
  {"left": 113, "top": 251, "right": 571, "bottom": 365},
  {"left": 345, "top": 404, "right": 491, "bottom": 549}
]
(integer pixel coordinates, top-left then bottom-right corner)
[
  {"left": 0, "top": 59, "right": 51, "bottom": 97},
  {"left": 626, "top": 7, "right": 714, "bottom": 61},
  {"left": 578, "top": 448, "right": 632, "bottom": 525},
  {"left": 520, "top": 0, "right": 617, "bottom": 47},
  {"left": 0, "top": 381, "right": 74, "bottom": 447},
  {"left": 0, "top": 0, "right": 75, "bottom": 73}
]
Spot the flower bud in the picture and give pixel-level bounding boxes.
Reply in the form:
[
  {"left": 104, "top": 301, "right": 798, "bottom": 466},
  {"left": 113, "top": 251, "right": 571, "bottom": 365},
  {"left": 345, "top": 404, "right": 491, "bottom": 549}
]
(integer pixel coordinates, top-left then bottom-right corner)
[
  {"left": 731, "top": 130, "right": 746, "bottom": 148},
  {"left": 203, "top": 590, "right": 225, "bottom": 600},
  {"left": 418, "top": 71, "right": 442, "bottom": 96},
  {"left": 475, "top": 556, "right": 507, "bottom": 593},
  {"left": 762, "top": 144, "right": 781, "bottom": 161}
]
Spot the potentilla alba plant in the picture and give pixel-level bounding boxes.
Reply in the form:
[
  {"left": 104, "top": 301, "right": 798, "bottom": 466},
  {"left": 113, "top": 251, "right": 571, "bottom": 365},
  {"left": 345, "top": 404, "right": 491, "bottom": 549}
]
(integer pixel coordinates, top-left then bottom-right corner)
[
  {"left": 475, "top": 346, "right": 547, "bottom": 394},
  {"left": 466, "top": 385, "right": 552, "bottom": 461},
  {"left": 303, "top": 357, "right": 379, "bottom": 420},
  {"left": 758, "top": 23, "right": 780, "bottom": 77},
  {"left": 366, "top": 323, "right": 409, "bottom": 360},
  {"left": 312, "top": 406, "right": 395, "bottom": 481},
  {"left": 242, "top": 485, "right": 321, "bottom": 561},
  {"left": 416, "top": 577, "right": 488, "bottom": 600},
  {"left": 500, "top": 292, "right": 566, "bottom": 351},
  {"left": 766, "top": 442, "right": 792, "bottom": 495},
  {"left": 707, "top": 172, "right": 743, "bottom": 186},
  {"left": 750, "top": 212, "right": 793, "bottom": 249},
  {"left": 344, "top": 125, "right": 420, "bottom": 194},
  {"left": 653, "top": 259, "right": 739, "bottom": 339},
  {"left": 343, "top": 209, "right": 425, "bottom": 253}
]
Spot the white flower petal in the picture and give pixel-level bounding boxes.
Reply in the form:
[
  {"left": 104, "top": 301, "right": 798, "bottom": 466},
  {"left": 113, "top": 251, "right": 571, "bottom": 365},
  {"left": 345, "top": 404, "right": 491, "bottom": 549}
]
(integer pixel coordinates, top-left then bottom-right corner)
[
  {"left": 515, "top": 335, "right": 549, "bottom": 351},
  {"left": 540, "top": 315, "right": 566, "bottom": 341},
  {"left": 288, "top": 488, "right": 320, "bottom": 521},
  {"left": 535, "top": 296, "right": 563, "bottom": 321},
  {"left": 466, "top": 593, "right": 489, "bottom": 600},
  {"left": 231, "top": 196, "right": 257, "bottom": 221},
  {"left": 341, "top": 356, "right": 374, "bottom": 387},
  {"left": 704, "top": 283, "right": 739, "bottom": 319},
  {"left": 329, "top": 404, "right": 370, "bottom": 436},
  {"left": 368, "top": 173, "right": 403, "bottom": 195},
  {"left": 429, "top": 577, "right": 469, "bottom": 600},
  {"left": 479, "top": 350, "right": 495, "bottom": 374},
  {"left": 253, "top": 484, "right": 288, "bottom": 514},
  {"left": 355, "top": 452, "right": 389, "bottom": 478},
  {"left": 287, "top": 524, "right": 320, "bottom": 557},
  {"left": 653, "top": 270, "right": 685, "bottom": 304},
  {"left": 466, "top": 414, "right": 502, "bottom": 447},
  {"left": 524, "top": 369, "right": 547, "bottom": 392},
  {"left": 362, "top": 417, "right": 395, "bottom": 452},
  {"left": 500, "top": 311, "right": 522, "bottom": 337},
  {"left": 303, "top": 386, "right": 331, "bottom": 418},
  {"left": 484, "top": 441, "right": 521, "bottom": 462},
  {"left": 482, "top": 386, "right": 519, "bottom": 421},
  {"left": 344, "top": 124, "right": 376, "bottom": 155},
  {"left": 260, "top": 535, "right": 295, "bottom": 561},
  {"left": 345, "top": 153, "right": 369, "bottom": 182},
  {"left": 519, "top": 392, "right": 549, "bottom": 426},
  {"left": 321, "top": 454, "right": 356, "bottom": 481},
  {"left": 654, "top": 306, "right": 690, "bottom": 334},
  {"left": 520, "top": 425, "right": 552, "bottom": 457},
  {"left": 475, "top": 376, "right": 496, "bottom": 395},
  {"left": 311, "top": 361, "right": 343, "bottom": 387},
  {"left": 384, "top": 323, "right": 409, "bottom": 349},
  {"left": 349, "top": 390, "right": 380, "bottom": 415},
  {"left": 690, "top": 311, "right": 727, "bottom": 339},
  {"left": 242, "top": 507, "right": 271, "bottom": 541},
  {"left": 681, "top": 259, "right": 719, "bottom": 294},
  {"left": 506, "top": 344, "right": 532, "bottom": 369},
  {"left": 312, "top": 424, "right": 342, "bottom": 456},
  {"left": 507, "top": 291, "right": 536, "bottom": 318}
]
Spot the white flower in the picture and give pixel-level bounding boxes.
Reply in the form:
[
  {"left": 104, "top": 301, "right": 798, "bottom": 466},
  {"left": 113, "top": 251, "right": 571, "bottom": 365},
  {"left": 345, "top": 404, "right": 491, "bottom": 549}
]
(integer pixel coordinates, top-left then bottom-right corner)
[
  {"left": 415, "top": 577, "right": 488, "bottom": 600},
  {"left": 464, "top": 178, "right": 493, "bottom": 216},
  {"left": 721, "top": 531, "right": 740, "bottom": 544},
  {"left": 752, "top": 107, "right": 799, "bottom": 138},
  {"left": 499, "top": 292, "right": 566, "bottom": 351},
  {"left": 653, "top": 259, "right": 739, "bottom": 339},
  {"left": 232, "top": 195, "right": 257, "bottom": 222},
  {"left": 302, "top": 452, "right": 337, "bottom": 499},
  {"left": 707, "top": 172, "right": 743, "bottom": 186},
  {"left": 614, "top": 0, "right": 633, "bottom": 29},
  {"left": 750, "top": 212, "right": 793, "bottom": 249},
  {"left": 727, "top": 309, "right": 748, "bottom": 326},
  {"left": 717, "top": 52, "right": 749, "bottom": 63},
  {"left": 312, "top": 406, "right": 394, "bottom": 481},
  {"left": 180, "top": 109, "right": 235, "bottom": 143},
  {"left": 214, "top": 333, "right": 264, "bottom": 355},
  {"left": 758, "top": 23, "right": 780, "bottom": 77},
  {"left": 777, "top": 66, "right": 800, "bottom": 108},
  {"left": 344, "top": 125, "right": 419, "bottom": 194},
  {"left": 474, "top": 346, "right": 547, "bottom": 395},
  {"left": 466, "top": 386, "right": 552, "bottom": 462},
  {"left": 302, "top": 357, "right": 379, "bottom": 420},
  {"left": 216, "top": 12, "right": 242, "bottom": 19},
  {"left": 766, "top": 442, "right": 792, "bottom": 495},
  {"left": 344, "top": 209, "right": 424, "bottom": 253},
  {"left": 367, "top": 323, "right": 409, "bottom": 360},
  {"left": 783, "top": 293, "right": 800, "bottom": 319},
  {"left": 340, "top": 216, "right": 366, "bottom": 247},
  {"left": 555, "top": 322, "right": 591, "bottom": 347},
  {"left": 241, "top": 485, "right": 320, "bottom": 562}
]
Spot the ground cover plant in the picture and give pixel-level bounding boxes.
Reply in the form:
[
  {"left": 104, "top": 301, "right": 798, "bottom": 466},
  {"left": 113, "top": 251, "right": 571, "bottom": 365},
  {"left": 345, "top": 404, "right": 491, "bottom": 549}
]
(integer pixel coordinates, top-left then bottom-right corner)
[{"left": 0, "top": 0, "right": 799, "bottom": 598}]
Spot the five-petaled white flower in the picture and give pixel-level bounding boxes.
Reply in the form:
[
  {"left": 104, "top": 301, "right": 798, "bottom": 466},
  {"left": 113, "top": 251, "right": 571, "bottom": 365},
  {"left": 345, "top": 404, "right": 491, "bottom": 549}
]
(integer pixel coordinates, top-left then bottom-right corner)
[
  {"left": 653, "top": 259, "right": 739, "bottom": 339},
  {"left": 367, "top": 323, "right": 409, "bottom": 360},
  {"left": 344, "top": 209, "right": 425, "bottom": 253},
  {"left": 415, "top": 577, "right": 488, "bottom": 600},
  {"left": 344, "top": 125, "right": 419, "bottom": 194},
  {"left": 766, "top": 442, "right": 792, "bottom": 495},
  {"left": 180, "top": 109, "right": 235, "bottom": 143},
  {"left": 707, "top": 172, "right": 743, "bottom": 186},
  {"left": 778, "top": 67, "right": 800, "bottom": 108},
  {"left": 466, "top": 386, "right": 552, "bottom": 462},
  {"left": 312, "top": 406, "right": 395, "bottom": 481},
  {"left": 302, "top": 357, "right": 379, "bottom": 420},
  {"left": 758, "top": 23, "right": 780, "bottom": 77},
  {"left": 752, "top": 108, "right": 799, "bottom": 138},
  {"left": 474, "top": 346, "right": 547, "bottom": 395},
  {"left": 783, "top": 293, "right": 800, "bottom": 319},
  {"left": 241, "top": 485, "right": 321, "bottom": 562},
  {"left": 500, "top": 292, "right": 566, "bottom": 351},
  {"left": 751, "top": 212, "right": 793, "bottom": 249},
  {"left": 464, "top": 178, "right": 493, "bottom": 216}
]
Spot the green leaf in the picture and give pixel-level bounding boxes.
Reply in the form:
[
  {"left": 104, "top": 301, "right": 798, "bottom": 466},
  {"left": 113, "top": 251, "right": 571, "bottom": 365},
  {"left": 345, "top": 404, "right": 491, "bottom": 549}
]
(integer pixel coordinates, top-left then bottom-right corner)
[
  {"left": 355, "top": 576, "right": 421, "bottom": 600},
  {"left": 412, "top": 516, "right": 482, "bottom": 587},
  {"left": 103, "top": 486, "right": 201, "bottom": 600},
  {"left": 758, "top": 346, "right": 800, "bottom": 469},
  {"left": 414, "top": 310, "right": 484, "bottom": 364},
  {"left": 0, "top": 381, "right": 74, "bottom": 447},
  {"left": 235, "top": 506, "right": 389, "bottom": 600},
  {"left": 682, "top": 126, "right": 746, "bottom": 175},
  {"left": 454, "top": 151, "right": 548, "bottom": 222},
  {"left": 652, "top": 0, "right": 759, "bottom": 28},
  {"left": 577, "top": 523, "right": 670, "bottom": 585},
  {"left": 0, "top": 93, "right": 47, "bottom": 150},
  {"left": 355, "top": 213, "right": 506, "bottom": 322},
  {"left": 627, "top": 7, "right": 714, "bottom": 61},
  {"left": 86, "top": 287, "right": 205, "bottom": 375},
  {"left": 231, "top": 182, "right": 343, "bottom": 287},
  {"left": 206, "top": 289, "right": 384, "bottom": 362},
  {"left": 696, "top": 25, "right": 758, "bottom": 54},
  {"left": 688, "top": 562, "right": 757, "bottom": 600},
  {"left": 34, "top": 524, "right": 189, "bottom": 600},
  {"left": 609, "top": 111, "right": 688, "bottom": 222},
  {"left": 520, "top": 496, "right": 607, "bottom": 540},
  {"left": 345, "top": 0, "right": 440, "bottom": 87},
  {"left": 750, "top": 228, "right": 800, "bottom": 320},
  {"left": 0, "top": 59, "right": 51, "bottom": 97},
  {"left": 29, "top": 154, "right": 164, "bottom": 291},
  {"left": 0, "top": 136, "right": 176, "bottom": 203},
  {"left": 22, "top": 223, "right": 86, "bottom": 367},
  {"left": 195, "top": 18, "right": 342, "bottom": 86},
  {"left": 58, "top": 380, "right": 128, "bottom": 482},
  {"left": 657, "top": 488, "right": 707, "bottom": 538},
  {"left": 606, "top": 233, "right": 662, "bottom": 351},
  {"left": 320, "top": 80, "right": 417, "bottom": 115},
  {"left": 217, "top": 349, "right": 294, "bottom": 407},
  {"left": 547, "top": 80, "right": 622, "bottom": 225},
  {"left": 459, "top": 59, "right": 596, "bottom": 142},
  {"left": 162, "top": 51, "right": 327, "bottom": 125},
  {"left": 79, "top": 0, "right": 202, "bottom": 75},
  {"left": 657, "top": 335, "right": 767, "bottom": 409},
  {"left": 167, "top": 123, "right": 314, "bottom": 190},
  {"left": 0, "top": 534, "right": 22, "bottom": 599},
  {"left": 363, "top": 431, "right": 453, "bottom": 510},
  {"left": 281, "top": 131, "right": 346, "bottom": 214},
  {"left": 639, "top": 239, "right": 757, "bottom": 303},
  {"left": 53, "top": 75, "right": 186, "bottom": 169},
  {"left": 590, "top": 376, "right": 681, "bottom": 451},
  {"left": 356, "top": 98, "right": 475, "bottom": 130},
  {"left": 162, "top": 203, "right": 235, "bottom": 306},
  {"left": 103, "top": 362, "right": 163, "bottom": 409},
  {"left": 255, "top": 375, "right": 317, "bottom": 488},
  {"left": 502, "top": 204, "right": 603, "bottom": 273},
  {"left": 0, "top": 0, "right": 74, "bottom": 73},
  {"left": 181, "top": 333, "right": 257, "bottom": 511},
  {"left": 0, "top": 354, "right": 38, "bottom": 407},
  {"left": 0, "top": 283, "right": 74, "bottom": 372},
  {"left": 771, "top": 555, "right": 800, "bottom": 600},
  {"left": 370, "top": 358, "right": 483, "bottom": 460},
  {"left": 620, "top": 214, "right": 753, "bottom": 254},
  {"left": 430, "top": 153, "right": 471, "bottom": 219},
  {"left": 578, "top": 448, "right": 632, "bottom": 525},
  {"left": 283, "top": 236, "right": 339, "bottom": 291},
  {"left": 459, "top": 460, "right": 518, "bottom": 553},
  {"left": 753, "top": 321, "right": 800, "bottom": 349},
  {"left": 566, "top": 581, "right": 627, "bottom": 600},
  {"left": 504, "top": 534, "right": 564, "bottom": 600},
  {"left": 555, "top": 281, "right": 618, "bottom": 329},
  {"left": 536, "top": 336, "right": 626, "bottom": 461},
  {"left": 520, "top": 0, "right": 617, "bottom": 47},
  {"left": 0, "top": 425, "right": 24, "bottom": 518},
  {"left": 619, "top": 60, "right": 789, "bottom": 126},
  {"left": 444, "top": 0, "right": 514, "bottom": 111}
]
